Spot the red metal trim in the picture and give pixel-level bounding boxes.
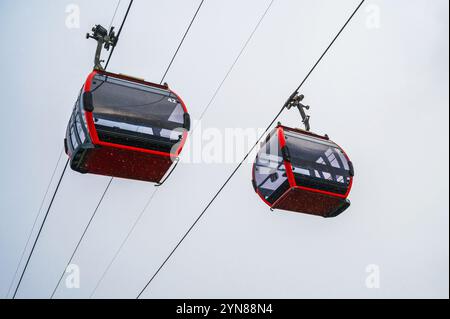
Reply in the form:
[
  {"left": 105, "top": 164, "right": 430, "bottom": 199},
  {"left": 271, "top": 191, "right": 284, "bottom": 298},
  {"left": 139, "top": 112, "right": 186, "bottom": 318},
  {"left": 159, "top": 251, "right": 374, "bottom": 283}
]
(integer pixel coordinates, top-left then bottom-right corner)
[
  {"left": 84, "top": 71, "right": 100, "bottom": 144},
  {"left": 85, "top": 111, "right": 100, "bottom": 144},
  {"left": 82, "top": 71, "right": 186, "bottom": 159},
  {"left": 278, "top": 126, "right": 286, "bottom": 148},
  {"left": 271, "top": 185, "right": 347, "bottom": 211},
  {"left": 84, "top": 70, "right": 97, "bottom": 92},
  {"left": 278, "top": 127, "right": 296, "bottom": 188},
  {"left": 95, "top": 140, "right": 173, "bottom": 158},
  {"left": 280, "top": 125, "right": 330, "bottom": 141},
  {"left": 279, "top": 124, "right": 353, "bottom": 199},
  {"left": 95, "top": 70, "right": 169, "bottom": 90},
  {"left": 293, "top": 185, "right": 347, "bottom": 199}
]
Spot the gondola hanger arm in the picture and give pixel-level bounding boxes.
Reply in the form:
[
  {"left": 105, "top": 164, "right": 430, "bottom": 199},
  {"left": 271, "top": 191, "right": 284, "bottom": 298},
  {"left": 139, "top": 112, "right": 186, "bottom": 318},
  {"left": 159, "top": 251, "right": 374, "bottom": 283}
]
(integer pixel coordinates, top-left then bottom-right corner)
[
  {"left": 86, "top": 24, "right": 118, "bottom": 71},
  {"left": 285, "top": 92, "right": 311, "bottom": 131}
]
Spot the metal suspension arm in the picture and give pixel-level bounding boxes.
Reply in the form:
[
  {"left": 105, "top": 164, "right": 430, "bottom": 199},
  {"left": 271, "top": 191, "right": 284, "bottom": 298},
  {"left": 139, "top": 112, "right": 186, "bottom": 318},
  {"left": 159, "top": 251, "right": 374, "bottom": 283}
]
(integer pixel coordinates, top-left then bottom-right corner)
[
  {"left": 86, "top": 25, "right": 118, "bottom": 70},
  {"left": 285, "top": 92, "right": 311, "bottom": 131}
]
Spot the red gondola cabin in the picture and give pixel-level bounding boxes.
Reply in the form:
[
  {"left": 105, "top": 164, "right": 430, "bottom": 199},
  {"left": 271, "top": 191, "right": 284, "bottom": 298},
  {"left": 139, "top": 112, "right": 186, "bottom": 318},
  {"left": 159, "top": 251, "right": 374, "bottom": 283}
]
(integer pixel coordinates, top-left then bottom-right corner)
[
  {"left": 65, "top": 70, "right": 190, "bottom": 183},
  {"left": 252, "top": 125, "right": 354, "bottom": 218}
]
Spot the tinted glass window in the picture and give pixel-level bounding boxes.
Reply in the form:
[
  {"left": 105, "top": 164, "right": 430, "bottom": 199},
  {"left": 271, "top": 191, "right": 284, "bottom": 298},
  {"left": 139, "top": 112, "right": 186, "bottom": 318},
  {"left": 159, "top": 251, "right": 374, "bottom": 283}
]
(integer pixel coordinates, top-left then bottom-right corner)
[
  {"left": 90, "top": 74, "right": 186, "bottom": 151},
  {"left": 69, "top": 113, "right": 79, "bottom": 149},
  {"left": 254, "top": 131, "right": 290, "bottom": 204},
  {"left": 93, "top": 75, "right": 184, "bottom": 129},
  {"left": 284, "top": 130, "right": 351, "bottom": 195},
  {"left": 75, "top": 113, "right": 86, "bottom": 143}
]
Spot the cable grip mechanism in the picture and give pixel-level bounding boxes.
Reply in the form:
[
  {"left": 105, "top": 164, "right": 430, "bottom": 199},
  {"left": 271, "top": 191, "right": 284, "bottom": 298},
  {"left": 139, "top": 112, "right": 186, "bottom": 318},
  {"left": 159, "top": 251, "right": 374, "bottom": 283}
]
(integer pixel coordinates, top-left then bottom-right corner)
[
  {"left": 86, "top": 25, "right": 118, "bottom": 71},
  {"left": 285, "top": 92, "right": 311, "bottom": 131}
]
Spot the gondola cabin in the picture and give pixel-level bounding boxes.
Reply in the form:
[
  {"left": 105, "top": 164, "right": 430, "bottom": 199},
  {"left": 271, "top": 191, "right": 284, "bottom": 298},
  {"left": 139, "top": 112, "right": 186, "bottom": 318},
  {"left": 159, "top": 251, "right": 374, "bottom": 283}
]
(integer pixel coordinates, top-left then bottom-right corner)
[
  {"left": 252, "top": 125, "right": 354, "bottom": 218},
  {"left": 65, "top": 70, "right": 190, "bottom": 183}
]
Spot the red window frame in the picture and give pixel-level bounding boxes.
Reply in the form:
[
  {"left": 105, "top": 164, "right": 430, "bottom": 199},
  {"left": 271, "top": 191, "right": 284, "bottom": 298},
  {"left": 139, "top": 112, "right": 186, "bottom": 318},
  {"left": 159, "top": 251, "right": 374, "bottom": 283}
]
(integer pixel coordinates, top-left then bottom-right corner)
[{"left": 83, "top": 70, "right": 189, "bottom": 158}]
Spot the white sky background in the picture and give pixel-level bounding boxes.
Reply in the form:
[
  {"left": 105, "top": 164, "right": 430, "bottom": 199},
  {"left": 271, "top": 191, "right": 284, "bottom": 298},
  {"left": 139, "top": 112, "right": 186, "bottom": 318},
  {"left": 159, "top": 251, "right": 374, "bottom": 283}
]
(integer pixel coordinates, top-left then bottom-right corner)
[{"left": 0, "top": 0, "right": 448, "bottom": 299}]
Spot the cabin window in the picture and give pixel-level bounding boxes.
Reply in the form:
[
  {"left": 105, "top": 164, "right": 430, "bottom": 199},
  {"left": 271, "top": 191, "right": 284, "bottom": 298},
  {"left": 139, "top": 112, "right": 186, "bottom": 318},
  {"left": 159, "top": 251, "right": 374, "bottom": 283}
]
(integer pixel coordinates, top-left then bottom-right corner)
[
  {"left": 254, "top": 133, "right": 289, "bottom": 204},
  {"left": 284, "top": 130, "right": 351, "bottom": 195},
  {"left": 90, "top": 74, "right": 187, "bottom": 152}
]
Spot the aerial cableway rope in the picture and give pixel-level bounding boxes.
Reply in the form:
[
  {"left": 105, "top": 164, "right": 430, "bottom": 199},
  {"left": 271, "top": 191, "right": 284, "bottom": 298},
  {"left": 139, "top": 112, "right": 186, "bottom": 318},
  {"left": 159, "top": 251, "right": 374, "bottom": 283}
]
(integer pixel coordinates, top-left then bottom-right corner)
[
  {"left": 10, "top": 0, "right": 133, "bottom": 300},
  {"left": 6, "top": 149, "right": 64, "bottom": 298},
  {"left": 108, "top": 0, "right": 122, "bottom": 31},
  {"left": 105, "top": 0, "right": 134, "bottom": 70},
  {"left": 50, "top": 178, "right": 113, "bottom": 298},
  {"left": 89, "top": 0, "right": 275, "bottom": 298},
  {"left": 50, "top": 0, "right": 206, "bottom": 299},
  {"left": 136, "top": 0, "right": 366, "bottom": 299},
  {"left": 160, "top": 0, "right": 206, "bottom": 85},
  {"left": 12, "top": 159, "right": 70, "bottom": 299}
]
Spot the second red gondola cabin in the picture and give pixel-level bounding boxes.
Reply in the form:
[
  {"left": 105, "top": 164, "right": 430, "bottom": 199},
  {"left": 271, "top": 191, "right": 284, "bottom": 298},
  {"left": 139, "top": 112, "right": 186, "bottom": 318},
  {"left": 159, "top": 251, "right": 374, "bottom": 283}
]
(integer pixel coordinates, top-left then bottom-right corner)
[{"left": 252, "top": 125, "right": 354, "bottom": 218}]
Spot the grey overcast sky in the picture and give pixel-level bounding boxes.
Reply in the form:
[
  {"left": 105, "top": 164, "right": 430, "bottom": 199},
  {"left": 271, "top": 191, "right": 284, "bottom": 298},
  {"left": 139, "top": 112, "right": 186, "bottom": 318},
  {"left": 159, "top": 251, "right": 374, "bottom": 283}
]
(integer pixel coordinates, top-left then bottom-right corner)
[{"left": 0, "top": 0, "right": 448, "bottom": 299}]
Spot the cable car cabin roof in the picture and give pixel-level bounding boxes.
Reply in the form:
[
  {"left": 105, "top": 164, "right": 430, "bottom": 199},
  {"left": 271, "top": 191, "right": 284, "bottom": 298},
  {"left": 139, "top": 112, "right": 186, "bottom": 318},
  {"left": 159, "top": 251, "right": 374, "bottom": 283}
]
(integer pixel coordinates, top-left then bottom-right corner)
[
  {"left": 64, "top": 70, "right": 190, "bottom": 183},
  {"left": 252, "top": 125, "right": 354, "bottom": 218}
]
